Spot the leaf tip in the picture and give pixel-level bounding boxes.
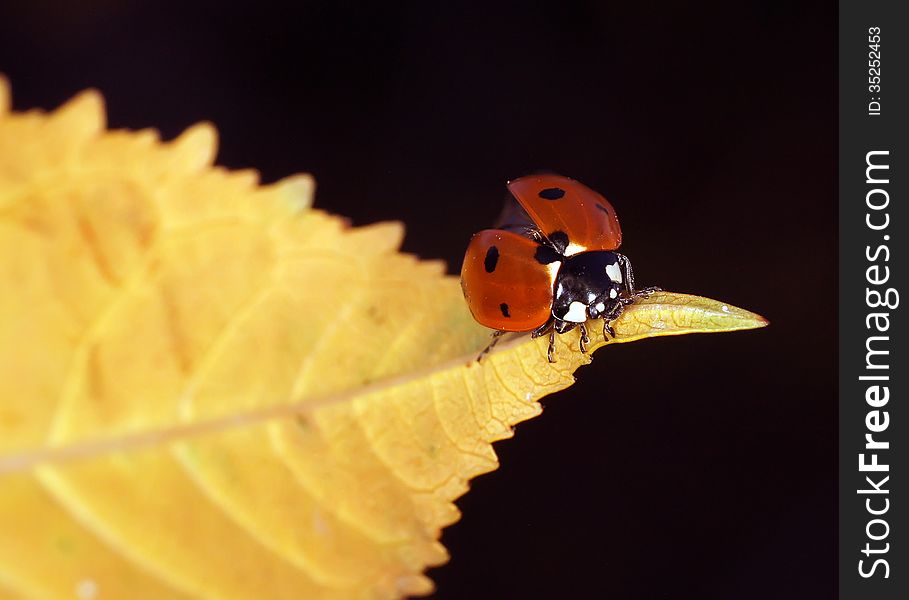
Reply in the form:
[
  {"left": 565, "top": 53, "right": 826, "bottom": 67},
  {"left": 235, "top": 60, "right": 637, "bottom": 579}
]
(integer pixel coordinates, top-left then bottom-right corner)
[
  {"left": 395, "top": 573, "right": 435, "bottom": 597},
  {"left": 52, "top": 88, "right": 107, "bottom": 139},
  {"left": 270, "top": 173, "right": 315, "bottom": 212},
  {"left": 717, "top": 303, "right": 769, "bottom": 331},
  {"left": 356, "top": 220, "right": 406, "bottom": 253},
  {"left": 171, "top": 121, "right": 219, "bottom": 171}
]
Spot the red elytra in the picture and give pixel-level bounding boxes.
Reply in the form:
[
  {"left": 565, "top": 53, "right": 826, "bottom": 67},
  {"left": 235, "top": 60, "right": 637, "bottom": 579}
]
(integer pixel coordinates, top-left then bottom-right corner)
[
  {"left": 461, "top": 174, "right": 626, "bottom": 332},
  {"left": 460, "top": 229, "right": 557, "bottom": 332},
  {"left": 506, "top": 174, "right": 622, "bottom": 254}
]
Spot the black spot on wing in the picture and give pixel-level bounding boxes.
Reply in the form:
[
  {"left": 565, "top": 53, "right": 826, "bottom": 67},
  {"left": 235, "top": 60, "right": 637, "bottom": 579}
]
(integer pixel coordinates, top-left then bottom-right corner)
[
  {"left": 548, "top": 231, "right": 569, "bottom": 254},
  {"left": 534, "top": 244, "right": 562, "bottom": 265},
  {"left": 596, "top": 203, "right": 610, "bottom": 216},
  {"left": 484, "top": 245, "right": 499, "bottom": 273},
  {"left": 539, "top": 187, "right": 566, "bottom": 200},
  {"left": 500, "top": 303, "right": 511, "bottom": 318}
]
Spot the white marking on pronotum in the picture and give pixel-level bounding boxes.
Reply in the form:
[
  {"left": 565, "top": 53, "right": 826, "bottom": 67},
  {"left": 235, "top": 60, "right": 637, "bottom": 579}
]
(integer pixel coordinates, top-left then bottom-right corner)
[
  {"left": 564, "top": 301, "right": 587, "bottom": 323},
  {"left": 595, "top": 302, "right": 606, "bottom": 313},
  {"left": 564, "top": 242, "right": 586, "bottom": 256},
  {"left": 605, "top": 262, "right": 623, "bottom": 283},
  {"left": 609, "top": 289, "right": 618, "bottom": 299}
]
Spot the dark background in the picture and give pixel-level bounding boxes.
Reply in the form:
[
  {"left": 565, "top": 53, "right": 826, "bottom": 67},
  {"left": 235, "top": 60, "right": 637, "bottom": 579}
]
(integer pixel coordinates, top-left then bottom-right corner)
[{"left": 0, "top": 1, "right": 836, "bottom": 598}]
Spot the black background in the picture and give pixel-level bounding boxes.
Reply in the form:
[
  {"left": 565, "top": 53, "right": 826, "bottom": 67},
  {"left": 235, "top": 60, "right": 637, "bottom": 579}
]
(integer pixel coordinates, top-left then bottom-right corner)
[{"left": 0, "top": 1, "right": 836, "bottom": 598}]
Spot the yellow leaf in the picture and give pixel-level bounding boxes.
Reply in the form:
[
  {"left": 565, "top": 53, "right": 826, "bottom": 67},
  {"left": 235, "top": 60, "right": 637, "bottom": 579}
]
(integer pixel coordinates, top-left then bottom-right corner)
[{"left": 0, "top": 78, "right": 767, "bottom": 599}]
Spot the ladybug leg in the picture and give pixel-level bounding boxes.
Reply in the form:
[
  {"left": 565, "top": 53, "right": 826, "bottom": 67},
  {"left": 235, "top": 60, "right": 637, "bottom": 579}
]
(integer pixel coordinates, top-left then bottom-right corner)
[
  {"left": 616, "top": 252, "right": 637, "bottom": 295},
  {"left": 547, "top": 319, "right": 578, "bottom": 362},
  {"left": 530, "top": 319, "right": 553, "bottom": 339},
  {"left": 578, "top": 323, "right": 590, "bottom": 353},
  {"left": 629, "top": 285, "right": 661, "bottom": 300},
  {"left": 617, "top": 253, "right": 661, "bottom": 300},
  {"left": 601, "top": 302, "right": 624, "bottom": 339},
  {"left": 476, "top": 330, "right": 506, "bottom": 362},
  {"left": 529, "top": 319, "right": 558, "bottom": 363}
]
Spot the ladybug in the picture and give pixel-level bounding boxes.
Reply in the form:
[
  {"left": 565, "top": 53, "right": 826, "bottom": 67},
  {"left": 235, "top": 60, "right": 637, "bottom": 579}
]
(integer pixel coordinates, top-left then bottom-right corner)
[{"left": 460, "top": 174, "right": 656, "bottom": 362}]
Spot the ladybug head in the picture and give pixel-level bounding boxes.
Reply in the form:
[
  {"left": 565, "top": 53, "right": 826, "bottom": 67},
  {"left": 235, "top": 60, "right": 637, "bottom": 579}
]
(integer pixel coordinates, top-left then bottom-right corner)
[{"left": 552, "top": 251, "right": 628, "bottom": 324}]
